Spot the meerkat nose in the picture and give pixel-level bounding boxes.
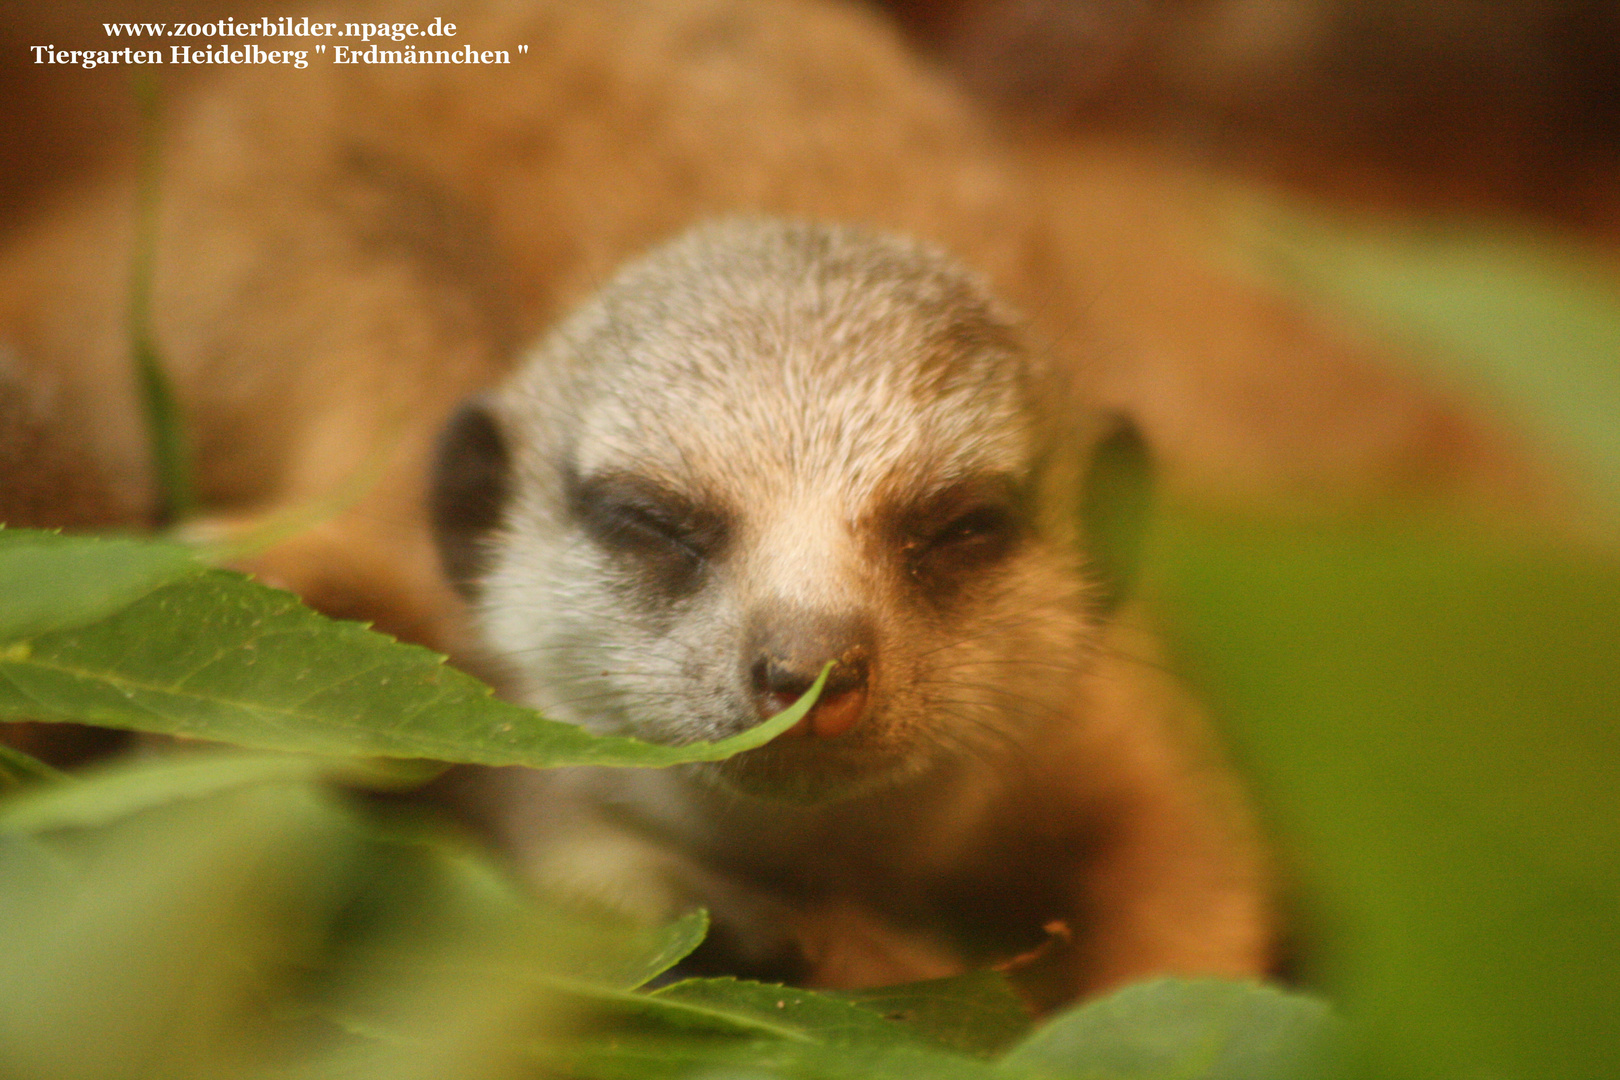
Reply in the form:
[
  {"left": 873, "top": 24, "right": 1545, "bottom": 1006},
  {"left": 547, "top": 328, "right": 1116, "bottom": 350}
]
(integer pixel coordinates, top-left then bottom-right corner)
[
  {"left": 755, "top": 652, "right": 870, "bottom": 739},
  {"left": 747, "top": 613, "right": 873, "bottom": 739}
]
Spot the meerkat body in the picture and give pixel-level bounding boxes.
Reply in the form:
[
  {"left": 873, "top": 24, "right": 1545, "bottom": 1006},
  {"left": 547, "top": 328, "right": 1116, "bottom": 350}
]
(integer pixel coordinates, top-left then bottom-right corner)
[{"left": 6, "top": 0, "right": 1550, "bottom": 1007}]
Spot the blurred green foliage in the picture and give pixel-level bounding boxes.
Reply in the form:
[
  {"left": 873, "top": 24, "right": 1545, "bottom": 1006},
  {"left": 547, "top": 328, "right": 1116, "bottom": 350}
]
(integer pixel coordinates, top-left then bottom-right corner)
[
  {"left": 1189, "top": 206, "right": 1620, "bottom": 1077},
  {"left": 1158, "top": 514, "right": 1620, "bottom": 1079},
  {"left": 0, "top": 737, "right": 1333, "bottom": 1079}
]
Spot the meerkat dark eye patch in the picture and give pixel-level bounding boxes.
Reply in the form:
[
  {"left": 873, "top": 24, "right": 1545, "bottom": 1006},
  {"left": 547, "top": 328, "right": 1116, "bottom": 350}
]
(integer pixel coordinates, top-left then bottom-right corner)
[
  {"left": 430, "top": 398, "right": 512, "bottom": 599},
  {"left": 893, "top": 474, "right": 1025, "bottom": 591},
  {"left": 927, "top": 503, "right": 1017, "bottom": 555},
  {"left": 568, "top": 470, "right": 729, "bottom": 594}
]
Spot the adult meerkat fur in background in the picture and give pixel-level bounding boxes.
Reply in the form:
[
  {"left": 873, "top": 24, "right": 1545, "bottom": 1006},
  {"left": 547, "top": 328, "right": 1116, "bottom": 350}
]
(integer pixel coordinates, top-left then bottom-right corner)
[{"left": 2, "top": 0, "right": 1549, "bottom": 1007}]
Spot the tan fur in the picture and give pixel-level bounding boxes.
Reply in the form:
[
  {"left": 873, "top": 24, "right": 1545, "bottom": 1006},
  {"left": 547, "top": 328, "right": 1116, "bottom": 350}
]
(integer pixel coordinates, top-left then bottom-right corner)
[
  {"left": 0, "top": 0, "right": 1557, "bottom": 1005},
  {"left": 1016, "top": 135, "right": 1566, "bottom": 515}
]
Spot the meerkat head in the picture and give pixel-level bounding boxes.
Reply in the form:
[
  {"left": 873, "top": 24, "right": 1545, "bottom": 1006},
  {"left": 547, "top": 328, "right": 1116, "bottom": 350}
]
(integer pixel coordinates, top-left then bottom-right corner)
[{"left": 432, "top": 219, "right": 1138, "bottom": 801}]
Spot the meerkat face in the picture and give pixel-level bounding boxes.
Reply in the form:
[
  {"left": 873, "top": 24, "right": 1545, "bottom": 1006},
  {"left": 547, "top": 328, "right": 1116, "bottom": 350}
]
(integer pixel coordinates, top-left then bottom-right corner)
[{"left": 433, "top": 220, "right": 1103, "bottom": 801}]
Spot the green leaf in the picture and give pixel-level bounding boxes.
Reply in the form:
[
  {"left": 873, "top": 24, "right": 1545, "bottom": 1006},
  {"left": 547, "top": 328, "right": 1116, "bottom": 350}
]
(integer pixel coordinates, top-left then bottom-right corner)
[
  {"left": 998, "top": 978, "right": 1339, "bottom": 1080},
  {"left": 0, "top": 749, "right": 425, "bottom": 835},
  {"left": 613, "top": 908, "right": 711, "bottom": 990},
  {"left": 354, "top": 906, "right": 714, "bottom": 997},
  {"left": 1158, "top": 510, "right": 1620, "bottom": 1080},
  {"left": 552, "top": 979, "right": 1001, "bottom": 1080},
  {"left": 0, "top": 779, "right": 370, "bottom": 1079},
  {"left": 332, "top": 957, "right": 1010, "bottom": 1079},
  {"left": 556, "top": 1037, "right": 996, "bottom": 1080},
  {"left": 0, "top": 536, "right": 816, "bottom": 768},
  {"left": 832, "top": 971, "right": 1033, "bottom": 1058},
  {"left": 653, "top": 977, "right": 934, "bottom": 1044},
  {"left": 0, "top": 741, "right": 66, "bottom": 789},
  {"left": 0, "top": 528, "right": 203, "bottom": 643},
  {"left": 0, "top": 760, "right": 606, "bottom": 1079},
  {"left": 128, "top": 72, "right": 195, "bottom": 527}
]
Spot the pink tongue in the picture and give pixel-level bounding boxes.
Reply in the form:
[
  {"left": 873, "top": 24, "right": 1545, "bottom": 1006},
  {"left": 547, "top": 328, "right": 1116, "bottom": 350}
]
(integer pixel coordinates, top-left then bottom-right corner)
[{"left": 776, "top": 688, "right": 865, "bottom": 739}]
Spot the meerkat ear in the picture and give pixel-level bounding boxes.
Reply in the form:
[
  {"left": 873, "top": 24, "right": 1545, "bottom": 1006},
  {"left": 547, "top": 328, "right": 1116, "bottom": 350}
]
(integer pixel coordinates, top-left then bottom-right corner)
[
  {"left": 430, "top": 397, "right": 512, "bottom": 599},
  {"left": 1079, "top": 413, "right": 1155, "bottom": 615}
]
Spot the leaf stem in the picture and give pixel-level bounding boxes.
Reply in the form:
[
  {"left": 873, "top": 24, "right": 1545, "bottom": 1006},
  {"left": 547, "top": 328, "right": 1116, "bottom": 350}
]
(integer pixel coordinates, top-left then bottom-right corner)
[{"left": 129, "top": 71, "right": 194, "bottom": 527}]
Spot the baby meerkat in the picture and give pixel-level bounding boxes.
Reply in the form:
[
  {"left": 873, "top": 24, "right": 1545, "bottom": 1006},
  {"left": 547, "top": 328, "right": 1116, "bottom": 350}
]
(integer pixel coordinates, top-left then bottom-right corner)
[
  {"left": 12, "top": 0, "right": 1510, "bottom": 1006},
  {"left": 3, "top": 0, "right": 1562, "bottom": 1006},
  {"left": 430, "top": 217, "right": 1272, "bottom": 1004}
]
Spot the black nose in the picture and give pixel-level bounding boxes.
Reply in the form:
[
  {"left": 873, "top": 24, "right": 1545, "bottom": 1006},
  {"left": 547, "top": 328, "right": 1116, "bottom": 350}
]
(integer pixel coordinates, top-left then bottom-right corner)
[
  {"left": 751, "top": 649, "right": 870, "bottom": 709},
  {"left": 747, "top": 610, "right": 874, "bottom": 738}
]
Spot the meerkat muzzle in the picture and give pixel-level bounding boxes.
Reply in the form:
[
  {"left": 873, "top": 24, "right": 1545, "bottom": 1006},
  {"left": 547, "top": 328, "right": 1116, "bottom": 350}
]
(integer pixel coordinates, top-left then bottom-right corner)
[{"left": 750, "top": 621, "right": 873, "bottom": 740}]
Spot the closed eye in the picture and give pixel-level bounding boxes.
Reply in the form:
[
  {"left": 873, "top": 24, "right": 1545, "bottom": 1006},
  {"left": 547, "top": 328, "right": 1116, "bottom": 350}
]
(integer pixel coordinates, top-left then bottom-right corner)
[
  {"left": 927, "top": 504, "right": 1015, "bottom": 553},
  {"left": 915, "top": 503, "right": 1019, "bottom": 577},
  {"left": 567, "top": 469, "right": 729, "bottom": 594},
  {"left": 891, "top": 473, "right": 1026, "bottom": 591},
  {"left": 596, "top": 498, "right": 707, "bottom": 560}
]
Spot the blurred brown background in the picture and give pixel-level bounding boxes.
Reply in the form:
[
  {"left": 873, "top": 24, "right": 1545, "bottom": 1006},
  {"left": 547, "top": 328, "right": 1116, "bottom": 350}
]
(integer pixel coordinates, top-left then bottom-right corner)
[
  {"left": 6, "top": 1, "right": 1617, "bottom": 238},
  {"left": 880, "top": 0, "right": 1620, "bottom": 231}
]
